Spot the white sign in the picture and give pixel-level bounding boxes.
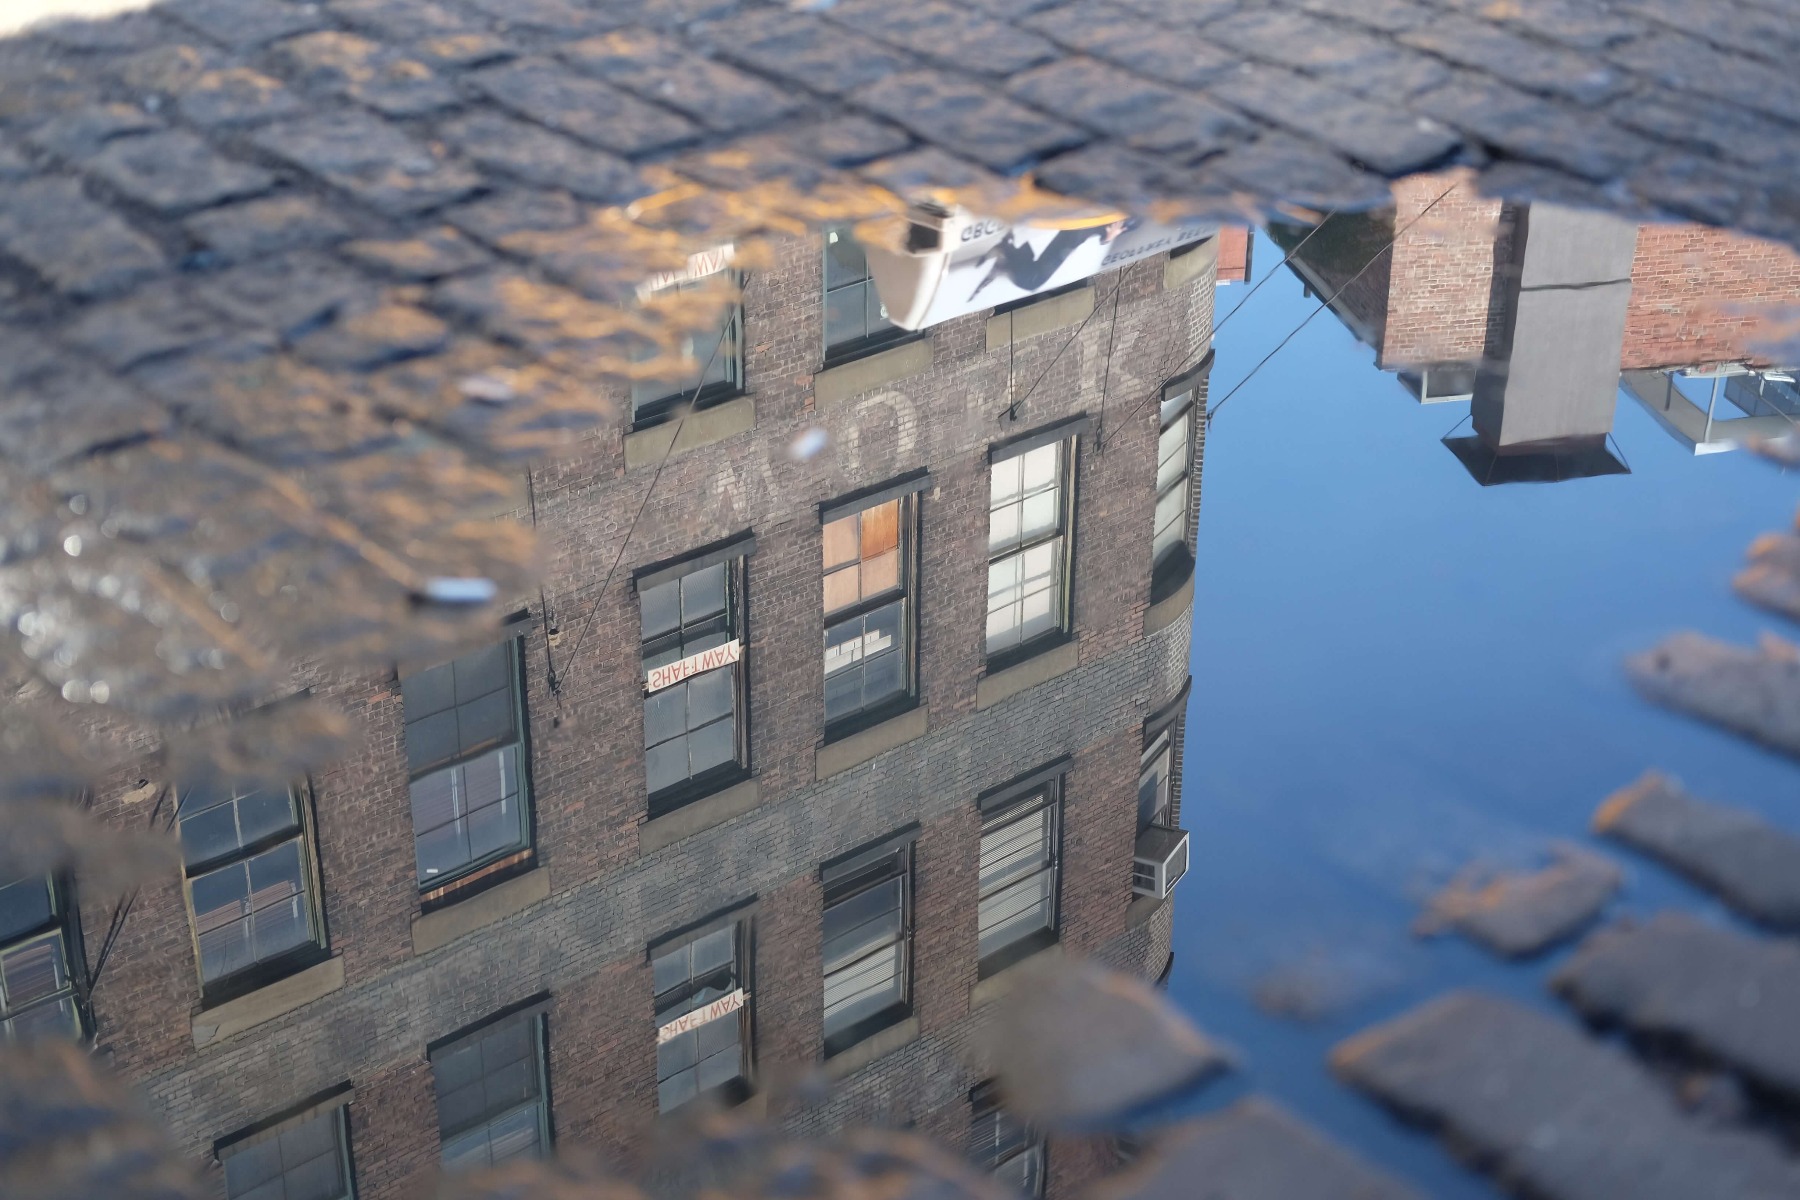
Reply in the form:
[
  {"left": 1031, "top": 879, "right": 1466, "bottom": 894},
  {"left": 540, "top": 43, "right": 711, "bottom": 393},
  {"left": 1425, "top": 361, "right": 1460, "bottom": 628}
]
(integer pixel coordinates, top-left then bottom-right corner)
[
  {"left": 637, "top": 244, "right": 737, "bottom": 299},
  {"left": 646, "top": 638, "right": 741, "bottom": 694},
  {"left": 864, "top": 209, "right": 1215, "bottom": 332},
  {"left": 657, "top": 988, "right": 745, "bottom": 1044}
]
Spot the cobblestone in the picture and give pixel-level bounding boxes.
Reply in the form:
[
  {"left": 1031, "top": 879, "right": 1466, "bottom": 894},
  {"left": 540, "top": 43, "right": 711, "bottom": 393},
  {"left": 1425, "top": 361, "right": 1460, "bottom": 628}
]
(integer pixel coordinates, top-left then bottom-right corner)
[
  {"left": 341, "top": 225, "right": 492, "bottom": 280},
  {"left": 1210, "top": 65, "right": 1464, "bottom": 176},
  {"left": 704, "top": 10, "right": 919, "bottom": 98},
  {"left": 1607, "top": 30, "right": 1800, "bottom": 127},
  {"left": 437, "top": 111, "right": 650, "bottom": 205},
  {"left": 82, "top": 129, "right": 274, "bottom": 216},
  {"left": 160, "top": 0, "right": 325, "bottom": 48},
  {"left": 0, "top": 177, "right": 166, "bottom": 298},
  {"left": 1021, "top": 3, "right": 1240, "bottom": 87},
  {"left": 269, "top": 31, "right": 460, "bottom": 118},
  {"left": 824, "top": 0, "right": 1060, "bottom": 78},
  {"left": 64, "top": 283, "right": 250, "bottom": 372},
  {"left": 1007, "top": 58, "right": 1252, "bottom": 159},
  {"left": 250, "top": 107, "right": 482, "bottom": 216},
  {"left": 175, "top": 66, "right": 304, "bottom": 128},
  {"left": 468, "top": 58, "right": 701, "bottom": 158},
  {"left": 1400, "top": 14, "right": 1628, "bottom": 104},
  {"left": 560, "top": 30, "right": 808, "bottom": 133},
  {"left": 184, "top": 194, "right": 356, "bottom": 264},
  {"left": 853, "top": 70, "right": 1088, "bottom": 173}
]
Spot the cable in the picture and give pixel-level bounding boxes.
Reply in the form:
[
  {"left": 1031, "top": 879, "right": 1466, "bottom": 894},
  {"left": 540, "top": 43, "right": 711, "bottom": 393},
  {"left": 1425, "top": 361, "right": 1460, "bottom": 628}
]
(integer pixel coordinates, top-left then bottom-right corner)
[
  {"left": 1206, "top": 180, "right": 1462, "bottom": 424},
  {"left": 991, "top": 273, "right": 1129, "bottom": 424},
  {"left": 1096, "top": 211, "right": 1338, "bottom": 452},
  {"left": 553, "top": 314, "right": 735, "bottom": 697}
]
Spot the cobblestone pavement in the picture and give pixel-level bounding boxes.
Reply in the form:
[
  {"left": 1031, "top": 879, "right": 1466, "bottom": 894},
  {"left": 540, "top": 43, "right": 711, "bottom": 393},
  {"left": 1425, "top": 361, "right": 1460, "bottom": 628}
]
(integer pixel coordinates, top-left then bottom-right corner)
[{"left": 1, "top": 0, "right": 1797, "bottom": 722}]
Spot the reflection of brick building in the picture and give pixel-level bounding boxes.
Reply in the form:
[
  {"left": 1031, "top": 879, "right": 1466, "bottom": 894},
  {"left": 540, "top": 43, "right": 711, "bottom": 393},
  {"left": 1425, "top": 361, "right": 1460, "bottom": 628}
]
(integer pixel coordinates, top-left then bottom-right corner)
[
  {"left": 1287, "top": 172, "right": 1800, "bottom": 383},
  {"left": 35, "top": 227, "right": 1217, "bottom": 1200}
]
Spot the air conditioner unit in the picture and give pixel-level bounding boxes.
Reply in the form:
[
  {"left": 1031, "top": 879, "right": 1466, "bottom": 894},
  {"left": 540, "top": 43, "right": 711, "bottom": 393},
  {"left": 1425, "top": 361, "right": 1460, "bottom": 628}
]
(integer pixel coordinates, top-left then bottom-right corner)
[{"left": 1132, "top": 825, "right": 1190, "bottom": 899}]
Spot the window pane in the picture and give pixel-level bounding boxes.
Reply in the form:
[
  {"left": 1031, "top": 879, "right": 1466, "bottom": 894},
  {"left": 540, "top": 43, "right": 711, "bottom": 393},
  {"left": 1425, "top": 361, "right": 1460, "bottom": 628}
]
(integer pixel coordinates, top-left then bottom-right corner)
[
  {"left": 0, "top": 934, "right": 69, "bottom": 1010},
  {"left": 822, "top": 514, "right": 860, "bottom": 571},
  {"left": 686, "top": 716, "right": 736, "bottom": 777},
  {"left": 1157, "top": 415, "right": 1190, "bottom": 491},
  {"left": 1019, "top": 490, "right": 1058, "bottom": 543},
  {"left": 825, "top": 285, "right": 868, "bottom": 349},
  {"left": 223, "top": 1140, "right": 283, "bottom": 1197},
  {"left": 453, "top": 642, "right": 511, "bottom": 704},
  {"left": 401, "top": 661, "right": 456, "bottom": 723},
  {"left": 823, "top": 564, "right": 861, "bottom": 614},
  {"left": 659, "top": 1069, "right": 699, "bottom": 1114},
  {"left": 640, "top": 579, "right": 681, "bottom": 641},
  {"left": 690, "top": 927, "right": 734, "bottom": 976},
  {"left": 652, "top": 942, "right": 689, "bottom": 998},
  {"left": 686, "top": 667, "right": 735, "bottom": 730},
  {"left": 980, "top": 808, "right": 1050, "bottom": 893},
  {"left": 860, "top": 548, "right": 900, "bottom": 597},
  {"left": 645, "top": 738, "right": 688, "bottom": 795},
  {"left": 457, "top": 687, "right": 515, "bottom": 754},
  {"left": 822, "top": 879, "right": 902, "bottom": 971},
  {"left": 1160, "top": 388, "right": 1193, "bottom": 425},
  {"left": 825, "top": 229, "right": 870, "bottom": 290},
  {"left": 988, "top": 500, "right": 1021, "bottom": 554},
  {"left": 824, "top": 941, "right": 902, "bottom": 1032},
  {"left": 282, "top": 1148, "right": 345, "bottom": 1200},
  {"left": 990, "top": 456, "right": 1023, "bottom": 506},
  {"left": 680, "top": 563, "right": 727, "bottom": 623},
  {"left": 0, "top": 879, "right": 53, "bottom": 944},
  {"left": 860, "top": 500, "right": 899, "bottom": 557},
  {"left": 1020, "top": 444, "right": 1060, "bottom": 491},
  {"left": 405, "top": 709, "right": 460, "bottom": 775}
]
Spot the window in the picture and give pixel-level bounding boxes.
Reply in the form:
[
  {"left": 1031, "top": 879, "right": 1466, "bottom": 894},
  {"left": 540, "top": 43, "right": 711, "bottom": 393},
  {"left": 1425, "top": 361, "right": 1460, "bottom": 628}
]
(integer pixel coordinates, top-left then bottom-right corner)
[
  {"left": 639, "top": 546, "right": 750, "bottom": 811},
  {"left": 970, "top": 1082, "right": 1045, "bottom": 1198},
  {"left": 432, "top": 1007, "right": 550, "bottom": 1172},
  {"left": 824, "top": 225, "right": 905, "bottom": 362},
  {"left": 403, "top": 637, "right": 531, "bottom": 900},
  {"left": 178, "top": 781, "right": 326, "bottom": 996},
  {"left": 632, "top": 275, "right": 744, "bottom": 428},
  {"left": 987, "top": 434, "right": 1076, "bottom": 664},
  {"left": 0, "top": 875, "right": 80, "bottom": 1043},
  {"left": 652, "top": 917, "right": 752, "bottom": 1113},
  {"left": 978, "top": 781, "right": 1060, "bottom": 976},
  {"left": 220, "top": 1104, "right": 353, "bottom": 1200},
  {"left": 1153, "top": 380, "right": 1198, "bottom": 595},
  {"left": 822, "top": 490, "right": 918, "bottom": 734},
  {"left": 1138, "top": 727, "right": 1173, "bottom": 833},
  {"left": 821, "top": 837, "right": 912, "bottom": 1056}
]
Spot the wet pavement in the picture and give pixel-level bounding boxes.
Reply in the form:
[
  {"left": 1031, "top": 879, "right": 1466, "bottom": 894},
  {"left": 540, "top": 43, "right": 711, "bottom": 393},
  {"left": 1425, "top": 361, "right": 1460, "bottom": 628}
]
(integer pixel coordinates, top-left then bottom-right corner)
[{"left": 1, "top": 2, "right": 1800, "bottom": 1199}]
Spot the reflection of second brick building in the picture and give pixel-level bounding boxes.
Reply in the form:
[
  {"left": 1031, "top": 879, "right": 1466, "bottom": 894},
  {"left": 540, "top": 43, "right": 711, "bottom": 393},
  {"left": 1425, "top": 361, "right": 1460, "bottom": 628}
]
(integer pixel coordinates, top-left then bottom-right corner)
[{"left": 50, "top": 219, "right": 1222, "bottom": 1199}]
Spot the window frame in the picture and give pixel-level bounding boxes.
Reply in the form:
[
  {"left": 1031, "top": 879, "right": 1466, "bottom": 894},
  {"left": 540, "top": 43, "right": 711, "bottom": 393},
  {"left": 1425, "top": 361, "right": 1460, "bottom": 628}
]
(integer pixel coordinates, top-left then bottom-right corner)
[
  {"left": 649, "top": 904, "right": 757, "bottom": 1115},
  {"left": 215, "top": 1088, "right": 356, "bottom": 1200},
  {"left": 969, "top": 1080, "right": 1046, "bottom": 1199},
  {"left": 820, "top": 832, "right": 915, "bottom": 1059},
  {"left": 822, "top": 225, "right": 915, "bottom": 366},
  {"left": 985, "top": 423, "right": 1084, "bottom": 673},
  {"left": 429, "top": 1001, "right": 553, "bottom": 1174},
  {"left": 1151, "top": 359, "right": 1210, "bottom": 602},
  {"left": 637, "top": 539, "right": 755, "bottom": 817},
  {"left": 177, "top": 778, "right": 331, "bottom": 1006},
  {"left": 976, "top": 777, "right": 1062, "bottom": 979},
  {"left": 1138, "top": 678, "right": 1190, "bottom": 836},
  {"left": 404, "top": 633, "right": 536, "bottom": 910},
  {"left": 631, "top": 273, "right": 747, "bottom": 431},
  {"left": 0, "top": 873, "right": 85, "bottom": 1045},
  {"left": 820, "top": 478, "right": 926, "bottom": 741}
]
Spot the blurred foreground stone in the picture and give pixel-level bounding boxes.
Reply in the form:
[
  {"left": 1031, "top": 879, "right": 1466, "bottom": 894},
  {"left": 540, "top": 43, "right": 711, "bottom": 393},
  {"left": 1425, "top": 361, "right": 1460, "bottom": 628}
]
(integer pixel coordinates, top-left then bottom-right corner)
[
  {"left": 0, "top": 1042, "right": 196, "bottom": 1200},
  {"left": 1415, "top": 844, "right": 1620, "bottom": 958},
  {"left": 1553, "top": 912, "right": 1800, "bottom": 1105},
  {"left": 984, "top": 960, "right": 1228, "bottom": 1130},
  {"left": 1090, "top": 1098, "right": 1419, "bottom": 1200},
  {"left": 1594, "top": 772, "right": 1800, "bottom": 929},
  {"left": 1625, "top": 632, "right": 1800, "bottom": 762},
  {"left": 1332, "top": 991, "right": 1800, "bottom": 1200},
  {"left": 1736, "top": 529, "right": 1800, "bottom": 626}
]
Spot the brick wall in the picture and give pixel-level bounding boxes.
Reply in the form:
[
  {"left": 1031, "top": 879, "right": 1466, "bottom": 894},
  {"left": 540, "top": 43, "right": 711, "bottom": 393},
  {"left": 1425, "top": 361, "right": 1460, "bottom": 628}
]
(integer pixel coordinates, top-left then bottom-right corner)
[
  {"left": 81, "top": 228, "right": 1215, "bottom": 1197},
  {"left": 1622, "top": 225, "right": 1800, "bottom": 369},
  {"left": 1380, "top": 173, "right": 1512, "bottom": 371}
]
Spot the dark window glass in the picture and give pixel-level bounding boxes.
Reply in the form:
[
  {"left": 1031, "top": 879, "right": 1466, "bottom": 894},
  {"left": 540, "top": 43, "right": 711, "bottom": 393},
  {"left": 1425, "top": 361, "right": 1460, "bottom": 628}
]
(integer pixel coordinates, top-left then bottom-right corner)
[
  {"left": 970, "top": 1083, "right": 1045, "bottom": 1198},
  {"left": 987, "top": 439, "right": 1074, "bottom": 660},
  {"left": 0, "top": 876, "right": 79, "bottom": 1044},
  {"left": 652, "top": 921, "right": 750, "bottom": 1113},
  {"left": 403, "top": 639, "right": 531, "bottom": 891},
  {"left": 221, "top": 1107, "right": 353, "bottom": 1200},
  {"left": 822, "top": 848, "right": 910, "bottom": 1054},
  {"left": 632, "top": 276, "right": 744, "bottom": 426},
  {"left": 978, "top": 787, "right": 1059, "bottom": 970},
  {"left": 178, "top": 783, "right": 324, "bottom": 990},
  {"left": 640, "top": 556, "right": 748, "bottom": 808},
  {"left": 824, "top": 226, "right": 905, "bottom": 360},
  {"left": 822, "top": 494, "right": 915, "bottom": 729},
  {"left": 433, "top": 1010, "right": 550, "bottom": 1172}
]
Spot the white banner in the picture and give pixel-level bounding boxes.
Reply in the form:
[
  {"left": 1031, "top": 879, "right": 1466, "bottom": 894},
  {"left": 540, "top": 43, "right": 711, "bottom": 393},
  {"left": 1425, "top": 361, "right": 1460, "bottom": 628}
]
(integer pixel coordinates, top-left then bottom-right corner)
[
  {"left": 657, "top": 988, "right": 745, "bottom": 1044},
  {"left": 637, "top": 243, "right": 736, "bottom": 299},
  {"left": 646, "top": 638, "right": 741, "bottom": 694}
]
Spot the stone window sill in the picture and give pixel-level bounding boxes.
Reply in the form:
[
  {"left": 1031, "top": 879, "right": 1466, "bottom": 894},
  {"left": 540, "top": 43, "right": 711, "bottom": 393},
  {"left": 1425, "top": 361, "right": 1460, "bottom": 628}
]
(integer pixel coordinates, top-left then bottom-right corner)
[
  {"left": 623, "top": 395, "right": 755, "bottom": 470},
  {"left": 976, "top": 639, "right": 1080, "bottom": 710},
  {"left": 639, "top": 777, "right": 763, "bottom": 854},
  {"left": 970, "top": 941, "right": 1063, "bottom": 1009},
  {"left": 814, "top": 339, "right": 933, "bottom": 408},
  {"left": 985, "top": 285, "right": 1094, "bottom": 348},
  {"left": 823, "top": 1014, "right": 921, "bottom": 1080},
  {"left": 1144, "top": 570, "right": 1195, "bottom": 636},
  {"left": 1164, "top": 236, "right": 1218, "bottom": 291},
  {"left": 192, "top": 955, "right": 344, "bottom": 1049},
  {"left": 1127, "top": 891, "right": 1170, "bottom": 929},
  {"left": 412, "top": 867, "right": 551, "bottom": 956},
  {"left": 815, "top": 704, "right": 928, "bottom": 781}
]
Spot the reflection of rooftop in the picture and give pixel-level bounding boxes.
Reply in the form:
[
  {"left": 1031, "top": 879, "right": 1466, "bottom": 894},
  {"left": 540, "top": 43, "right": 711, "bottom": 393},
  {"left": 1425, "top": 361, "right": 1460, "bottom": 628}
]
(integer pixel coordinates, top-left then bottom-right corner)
[
  {"left": 1622, "top": 368, "right": 1800, "bottom": 455},
  {"left": 1443, "top": 435, "right": 1630, "bottom": 485}
]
